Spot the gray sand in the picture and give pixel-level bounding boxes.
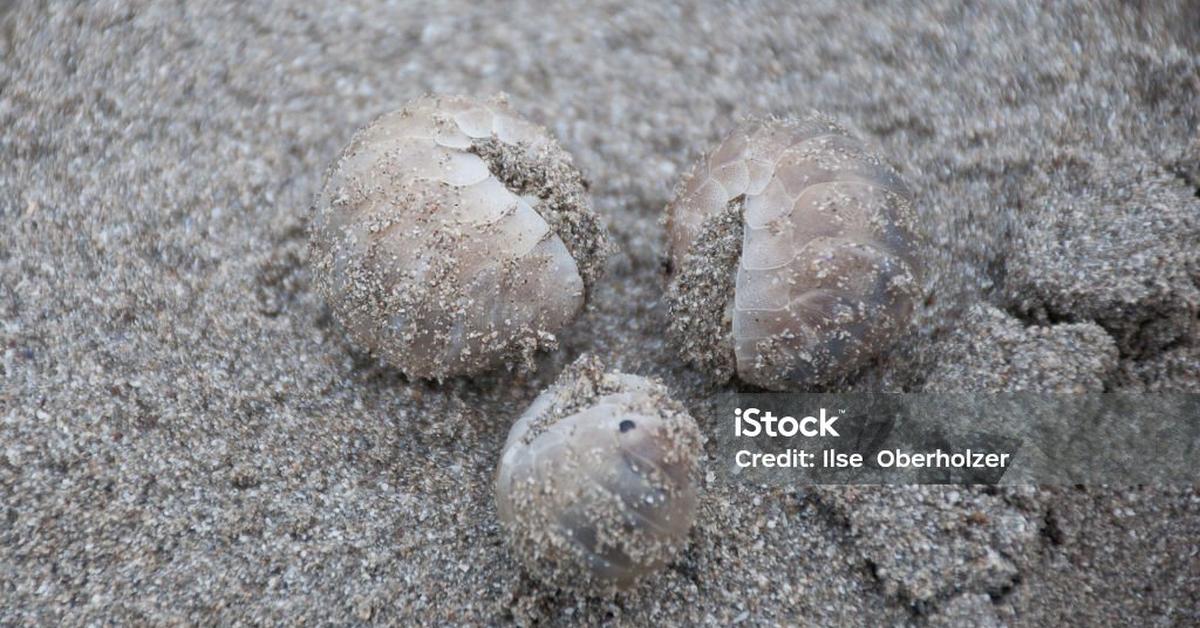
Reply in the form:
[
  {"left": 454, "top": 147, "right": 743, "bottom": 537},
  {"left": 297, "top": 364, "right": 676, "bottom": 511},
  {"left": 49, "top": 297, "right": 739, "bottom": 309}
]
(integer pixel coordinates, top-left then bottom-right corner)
[{"left": 2, "top": 1, "right": 1198, "bottom": 625}]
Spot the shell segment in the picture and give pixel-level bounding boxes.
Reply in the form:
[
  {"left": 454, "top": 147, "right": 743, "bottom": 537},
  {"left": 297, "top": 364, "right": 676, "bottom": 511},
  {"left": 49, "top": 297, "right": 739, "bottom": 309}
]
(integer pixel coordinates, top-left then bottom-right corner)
[
  {"left": 666, "top": 115, "right": 922, "bottom": 390},
  {"left": 309, "top": 95, "right": 608, "bottom": 378},
  {"left": 495, "top": 356, "right": 703, "bottom": 591}
]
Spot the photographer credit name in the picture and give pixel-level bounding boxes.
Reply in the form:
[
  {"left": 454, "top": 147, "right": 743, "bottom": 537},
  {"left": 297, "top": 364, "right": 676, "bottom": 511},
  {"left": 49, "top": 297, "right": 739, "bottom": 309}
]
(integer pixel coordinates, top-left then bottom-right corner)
[{"left": 732, "top": 407, "right": 1012, "bottom": 470}]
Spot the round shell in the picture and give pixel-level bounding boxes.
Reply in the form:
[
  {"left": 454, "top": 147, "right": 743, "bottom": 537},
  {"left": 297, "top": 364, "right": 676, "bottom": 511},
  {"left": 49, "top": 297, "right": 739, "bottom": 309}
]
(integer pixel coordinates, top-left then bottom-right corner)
[
  {"left": 495, "top": 356, "right": 703, "bottom": 591},
  {"left": 665, "top": 114, "right": 923, "bottom": 390},
  {"left": 309, "top": 94, "right": 608, "bottom": 379}
]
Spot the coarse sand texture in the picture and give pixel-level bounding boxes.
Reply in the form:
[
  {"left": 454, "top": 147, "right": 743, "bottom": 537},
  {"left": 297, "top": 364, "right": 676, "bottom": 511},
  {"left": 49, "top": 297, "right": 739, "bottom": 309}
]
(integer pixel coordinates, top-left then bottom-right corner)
[{"left": 1, "top": 1, "right": 1198, "bottom": 625}]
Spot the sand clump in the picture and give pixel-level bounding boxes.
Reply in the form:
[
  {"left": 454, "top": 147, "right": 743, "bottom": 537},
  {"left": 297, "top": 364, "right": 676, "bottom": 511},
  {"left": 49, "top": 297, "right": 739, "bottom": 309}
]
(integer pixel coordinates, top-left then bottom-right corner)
[
  {"left": 664, "top": 198, "right": 744, "bottom": 384},
  {"left": 1002, "top": 152, "right": 1200, "bottom": 360},
  {"left": 925, "top": 304, "right": 1119, "bottom": 393},
  {"left": 470, "top": 136, "right": 609, "bottom": 291}
]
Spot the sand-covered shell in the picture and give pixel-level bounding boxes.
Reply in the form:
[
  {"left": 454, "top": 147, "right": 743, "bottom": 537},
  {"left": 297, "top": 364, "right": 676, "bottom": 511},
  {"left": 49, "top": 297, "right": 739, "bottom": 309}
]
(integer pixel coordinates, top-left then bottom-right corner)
[
  {"left": 309, "top": 94, "right": 609, "bottom": 379},
  {"left": 665, "top": 114, "right": 922, "bottom": 390},
  {"left": 495, "top": 356, "right": 703, "bottom": 591}
]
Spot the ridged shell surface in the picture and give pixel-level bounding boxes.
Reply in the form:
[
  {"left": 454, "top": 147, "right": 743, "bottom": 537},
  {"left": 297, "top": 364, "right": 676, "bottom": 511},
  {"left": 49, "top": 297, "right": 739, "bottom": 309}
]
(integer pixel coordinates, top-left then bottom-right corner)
[
  {"left": 666, "top": 115, "right": 922, "bottom": 390},
  {"left": 495, "top": 356, "right": 702, "bottom": 591},
  {"left": 309, "top": 95, "right": 607, "bottom": 379}
]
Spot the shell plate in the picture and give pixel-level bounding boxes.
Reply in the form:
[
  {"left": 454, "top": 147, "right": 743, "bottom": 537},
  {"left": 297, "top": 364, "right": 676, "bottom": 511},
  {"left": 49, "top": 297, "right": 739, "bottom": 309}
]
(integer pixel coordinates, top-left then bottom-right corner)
[
  {"left": 495, "top": 357, "right": 702, "bottom": 591},
  {"left": 666, "top": 115, "right": 922, "bottom": 390},
  {"left": 309, "top": 95, "right": 607, "bottom": 378}
]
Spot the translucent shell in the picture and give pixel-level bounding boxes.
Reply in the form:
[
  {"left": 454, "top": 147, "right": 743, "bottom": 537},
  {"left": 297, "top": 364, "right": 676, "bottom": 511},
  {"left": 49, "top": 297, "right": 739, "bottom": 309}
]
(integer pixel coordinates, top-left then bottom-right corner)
[
  {"left": 309, "top": 95, "right": 606, "bottom": 378},
  {"left": 666, "top": 115, "right": 922, "bottom": 390},
  {"left": 495, "top": 357, "right": 703, "bottom": 591}
]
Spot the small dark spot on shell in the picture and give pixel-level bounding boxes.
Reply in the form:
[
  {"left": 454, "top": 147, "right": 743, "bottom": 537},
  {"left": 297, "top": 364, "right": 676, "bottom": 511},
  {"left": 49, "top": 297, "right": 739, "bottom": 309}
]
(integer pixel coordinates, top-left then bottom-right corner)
[{"left": 619, "top": 419, "right": 636, "bottom": 433}]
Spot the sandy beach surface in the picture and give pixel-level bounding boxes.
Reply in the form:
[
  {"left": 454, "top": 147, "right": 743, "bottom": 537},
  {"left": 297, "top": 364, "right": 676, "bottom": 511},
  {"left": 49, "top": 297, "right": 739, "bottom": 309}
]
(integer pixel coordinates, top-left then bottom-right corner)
[{"left": 2, "top": 1, "right": 1198, "bottom": 624}]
